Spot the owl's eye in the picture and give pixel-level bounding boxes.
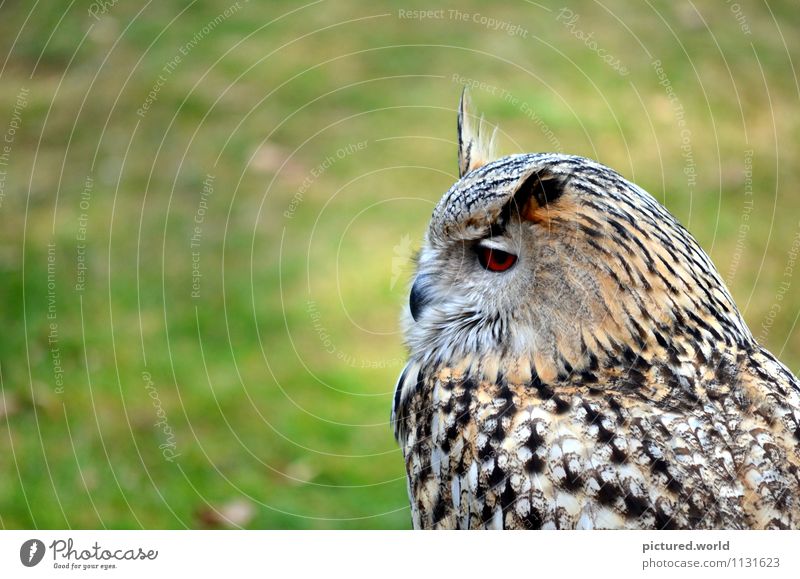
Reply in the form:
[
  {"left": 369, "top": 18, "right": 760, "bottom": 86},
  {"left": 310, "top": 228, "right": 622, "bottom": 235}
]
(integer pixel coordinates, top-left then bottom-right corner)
[{"left": 477, "top": 247, "right": 517, "bottom": 272}]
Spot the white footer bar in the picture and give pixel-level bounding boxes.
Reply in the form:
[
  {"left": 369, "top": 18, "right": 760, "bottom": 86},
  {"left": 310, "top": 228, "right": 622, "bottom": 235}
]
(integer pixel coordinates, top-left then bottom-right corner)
[{"left": 2, "top": 530, "right": 799, "bottom": 578}]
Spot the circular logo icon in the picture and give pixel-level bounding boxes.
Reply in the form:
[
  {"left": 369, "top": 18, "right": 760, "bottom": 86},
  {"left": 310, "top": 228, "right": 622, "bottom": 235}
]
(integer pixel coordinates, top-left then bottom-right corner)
[{"left": 20, "top": 539, "right": 46, "bottom": 567}]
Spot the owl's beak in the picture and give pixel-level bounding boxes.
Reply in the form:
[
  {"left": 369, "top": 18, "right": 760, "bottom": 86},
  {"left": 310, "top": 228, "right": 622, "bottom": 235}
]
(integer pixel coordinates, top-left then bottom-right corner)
[{"left": 409, "top": 274, "right": 433, "bottom": 322}]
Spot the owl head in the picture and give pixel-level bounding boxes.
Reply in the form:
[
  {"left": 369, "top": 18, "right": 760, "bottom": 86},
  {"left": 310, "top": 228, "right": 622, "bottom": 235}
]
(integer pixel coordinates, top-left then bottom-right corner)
[{"left": 403, "top": 90, "right": 753, "bottom": 386}]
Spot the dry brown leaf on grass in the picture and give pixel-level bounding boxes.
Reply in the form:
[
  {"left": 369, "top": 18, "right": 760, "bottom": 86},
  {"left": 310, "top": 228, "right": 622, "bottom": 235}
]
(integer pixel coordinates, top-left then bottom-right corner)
[{"left": 195, "top": 498, "right": 256, "bottom": 529}]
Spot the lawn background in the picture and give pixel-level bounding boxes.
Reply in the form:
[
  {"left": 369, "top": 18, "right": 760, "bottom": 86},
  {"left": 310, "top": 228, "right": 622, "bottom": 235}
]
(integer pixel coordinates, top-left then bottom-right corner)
[{"left": 1, "top": 0, "right": 799, "bottom": 528}]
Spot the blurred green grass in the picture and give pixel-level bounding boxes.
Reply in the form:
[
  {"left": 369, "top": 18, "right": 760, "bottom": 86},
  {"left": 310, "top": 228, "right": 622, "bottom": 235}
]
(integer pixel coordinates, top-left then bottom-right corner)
[{"left": 1, "top": 0, "right": 799, "bottom": 528}]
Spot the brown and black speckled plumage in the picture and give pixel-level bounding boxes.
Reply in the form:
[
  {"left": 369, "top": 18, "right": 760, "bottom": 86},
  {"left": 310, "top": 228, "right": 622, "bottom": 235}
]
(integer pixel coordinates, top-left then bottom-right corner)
[{"left": 392, "top": 91, "right": 800, "bottom": 529}]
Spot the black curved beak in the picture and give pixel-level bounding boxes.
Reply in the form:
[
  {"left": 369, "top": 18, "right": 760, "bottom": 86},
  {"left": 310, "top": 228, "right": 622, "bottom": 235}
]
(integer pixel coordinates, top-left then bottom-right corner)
[{"left": 409, "top": 274, "right": 433, "bottom": 322}]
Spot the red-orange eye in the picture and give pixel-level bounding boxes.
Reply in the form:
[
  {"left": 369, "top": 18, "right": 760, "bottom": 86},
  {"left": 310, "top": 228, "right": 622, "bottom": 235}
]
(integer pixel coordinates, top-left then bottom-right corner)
[{"left": 477, "top": 247, "right": 517, "bottom": 272}]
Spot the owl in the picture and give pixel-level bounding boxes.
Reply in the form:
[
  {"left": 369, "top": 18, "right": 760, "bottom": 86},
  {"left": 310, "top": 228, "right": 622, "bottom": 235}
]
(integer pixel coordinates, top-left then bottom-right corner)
[{"left": 391, "top": 90, "right": 800, "bottom": 529}]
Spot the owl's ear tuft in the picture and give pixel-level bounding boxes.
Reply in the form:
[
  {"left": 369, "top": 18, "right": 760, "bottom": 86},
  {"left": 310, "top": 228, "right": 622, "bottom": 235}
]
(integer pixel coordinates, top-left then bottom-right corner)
[
  {"left": 457, "top": 87, "right": 498, "bottom": 178},
  {"left": 511, "top": 170, "right": 567, "bottom": 222}
]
